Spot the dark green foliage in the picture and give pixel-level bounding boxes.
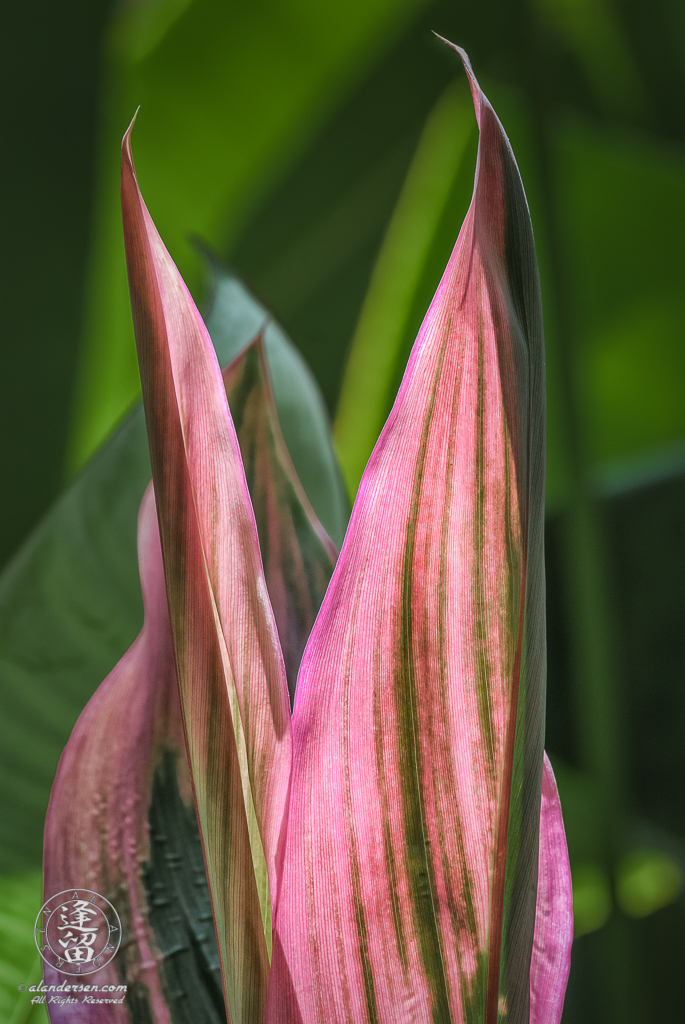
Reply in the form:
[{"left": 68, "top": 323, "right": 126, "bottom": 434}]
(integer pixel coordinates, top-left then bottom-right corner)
[
  {"left": 204, "top": 265, "right": 349, "bottom": 548},
  {"left": 0, "top": 0, "right": 110, "bottom": 569},
  {"left": 142, "top": 752, "right": 226, "bottom": 1024}
]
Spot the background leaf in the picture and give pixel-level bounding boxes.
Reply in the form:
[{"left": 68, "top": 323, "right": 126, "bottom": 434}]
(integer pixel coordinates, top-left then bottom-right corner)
[
  {"left": 205, "top": 263, "right": 349, "bottom": 548},
  {"left": 0, "top": 273, "right": 344, "bottom": 876},
  {"left": 334, "top": 78, "right": 477, "bottom": 495},
  {"left": 222, "top": 338, "right": 337, "bottom": 705},
  {"left": 66, "top": 0, "right": 430, "bottom": 476},
  {"left": 0, "top": 874, "right": 48, "bottom": 1024}
]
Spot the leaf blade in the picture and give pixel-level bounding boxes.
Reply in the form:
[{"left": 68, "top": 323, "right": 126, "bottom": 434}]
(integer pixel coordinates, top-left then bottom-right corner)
[
  {"left": 529, "top": 754, "right": 574, "bottom": 1024},
  {"left": 0, "top": 410, "right": 151, "bottom": 872},
  {"left": 222, "top": 337, "right": 336, "bottom": 706},
  {"left": 43, "top": 487, "right": 231, "bottom": 1024},
  {"left": 41, "top": 332, "right": 337, "bottom": 1020},
  {"left": 121, "top": 127, "right": 292, "bottom": 1022},
  {"left": 268, "top": 44, "right": 558, "bottom": 1024},
  {"left": 0, "top": 264, "right": 340, "bottom": 878},
  {"left": 206, "top": 262, "right": 349, "bottom": 549}
]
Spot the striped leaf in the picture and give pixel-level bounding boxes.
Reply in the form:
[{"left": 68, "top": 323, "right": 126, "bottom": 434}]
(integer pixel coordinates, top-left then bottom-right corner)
[
  {"left": 42, "top": 335, "right": 337, "bottom": 1020},
  {"left": 222, "top": 338, "right": 336, "bottom": 706},
  {"left": 0, "top": 265, "right": 341, "bottom": 879},
  {"left": 43, "top": 486, "right": 227, "bottom": 1023},
  {"left": 205, "top": 262, "right": 349, "bottom": 550},
  {"left": 121, "top": 127, "right": 292, "bottom": 1024},
  {"left": 268, "top": 44, "right": 568, "bottom": 1024}
]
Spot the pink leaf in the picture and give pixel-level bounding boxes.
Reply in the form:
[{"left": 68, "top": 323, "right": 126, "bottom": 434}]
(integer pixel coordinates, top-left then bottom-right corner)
[
  {"left": 42, "top": 337, "right": 337, "bottom": 1022},
  {"left": 222, "top": 337, "right": 336, "bottom": 706},
  {"left": 268, "top": 44, "right": 557, "bottom": 1024},
  {"left": 43, "top": 487, "right": 212, "bottom": 1024},
  {"left": 530, "top": 755, "right": 574, "bottom": 1024},
  {"left": 121, "top": 126, "right": 292, "bottom": 1023}
]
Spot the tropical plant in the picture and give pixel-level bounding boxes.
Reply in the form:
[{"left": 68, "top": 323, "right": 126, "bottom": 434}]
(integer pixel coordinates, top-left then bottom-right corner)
[{"left": 42, "top": 43, "right": 572, "bottom": 1023}]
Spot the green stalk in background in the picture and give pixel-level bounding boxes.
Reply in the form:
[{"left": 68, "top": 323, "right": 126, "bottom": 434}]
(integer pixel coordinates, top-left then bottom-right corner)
[
  {"left": 528, "top": 101, "right": 643, "bottom": 1023},
  {"left": 335, "top": 78, "right": 476, "bottom": 496},
  {"left": 64, "top": 0, "right": 429, "bottom": 480}
]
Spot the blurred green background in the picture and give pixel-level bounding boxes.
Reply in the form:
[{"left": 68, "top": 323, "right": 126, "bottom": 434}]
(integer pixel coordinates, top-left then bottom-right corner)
[{"left": 1, "top": 0, "right": 684, "bottom": 1021}]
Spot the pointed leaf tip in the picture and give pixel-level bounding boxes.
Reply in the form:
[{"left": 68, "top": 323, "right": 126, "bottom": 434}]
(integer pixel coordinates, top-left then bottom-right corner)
[
  {"left": 269, "top": 47, "right": 553, "bottom": 1024},
  {"left": 204, "top": 259, "right": 350, "bottom": 548},
  {"left": 122, "top": 134, "right": 293, "bottom": 1023},
  {"left": 432, "top": 37, "right": 482, "bottom": 121},
  {"left": 122, "top": 109, "right": 139, "bottom": 160}
]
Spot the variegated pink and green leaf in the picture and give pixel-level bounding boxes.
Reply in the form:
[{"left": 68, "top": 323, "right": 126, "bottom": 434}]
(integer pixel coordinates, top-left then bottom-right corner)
[
  {"left": 267, "top": 45, "right": 572, "bottom": 1024},
  {"left": 121, "top": 123, "right": 294, "bottom": 1023},
  {"left": 43, "top": 485, "right": 200, "bottom": 1024},
  {"left": 222, "top": 338, "right": 336, "bottom": 706},
  {"left": 42, "top": 341, "right": 336, "bottom": 1021}
]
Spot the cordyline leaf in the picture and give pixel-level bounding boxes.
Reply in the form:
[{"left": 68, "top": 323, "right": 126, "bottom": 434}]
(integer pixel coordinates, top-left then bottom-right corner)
[
  {"left": 530, "top": 755, "right": 573, "bottom": 1024},
  {"left": 121, "top": 124, "right": 292, "bottom": 1024},
  {"left": 0, "top": 263, "right": 342, "bottom": 876},
  {"left": 43, "top": 486, "right": 226, "bottom": 1024},
  {"left": 268, "top": 44, "right": 572, "bottom": 1024},
  {"left": 222, "top": 337, "right": 336, "bottom": 706},
  {"left": 42, "top": 336, "right": 337, "bottom": 1020},
  {"left": 205, "top": 261, "right": 349, "bottom": 550}
]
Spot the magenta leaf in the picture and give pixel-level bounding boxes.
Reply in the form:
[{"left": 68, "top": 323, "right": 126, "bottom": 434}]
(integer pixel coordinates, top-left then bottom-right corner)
[
  {"left": 103, "top": 129, "right": 323, "bottom": 1022},
  {"left": 43, "top": 486, "right": 213, "bottom": 1023},
  {"left": 45, "top": 41, "right": 570, "bottom": 1023},
  {"left": 268, "top": 44, "right": 559, "bottom": 1024},
  {"left": 530, "top": 755, "right": 573, "bottom": 1024},
  {"left": 222, "top": 338, "right": 336, "bottom": 707},
  {"left": 42, "top": 332, "right": 337, "bottom": 1021}
]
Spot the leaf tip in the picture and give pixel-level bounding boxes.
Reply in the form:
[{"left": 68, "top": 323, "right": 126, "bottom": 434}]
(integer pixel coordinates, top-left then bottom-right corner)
[
  {"left": 121, "top": 107, "right": 141, "bottom": 182},
  {"left": 431, "top": 34, "right": 482, "bottom": 122}
]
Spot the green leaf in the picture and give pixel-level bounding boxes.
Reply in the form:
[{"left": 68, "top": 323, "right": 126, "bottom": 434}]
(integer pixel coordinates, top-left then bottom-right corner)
[
  {"left": 530, "top": 0, "right": 646, "bottom": 117},
  {"left": 222, "top": 338, "right": 336, "bottom": 705},
  {"left": 204, "top": 261, "right": 349, "bottom": 548},
  {"left": 66, "top": 0, "right": 430, "bottom": 475},
  {"left": 0, "top": 873, "right": 49, "bottom": 1024},
  {"left": 0, "top": 274, "right": 344, "bottom": 873},
  {"left": 0, "top": 410, "right": 150, "bottom": 872},
  {"left": 555, "top": 117, "right": 685, "bottom": 470},
  {"left": 616, "top": 850, "right": 683, "bottom": 919},
  {"left": 335, "top": 77, "right": 477, "bottom": 497}
]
